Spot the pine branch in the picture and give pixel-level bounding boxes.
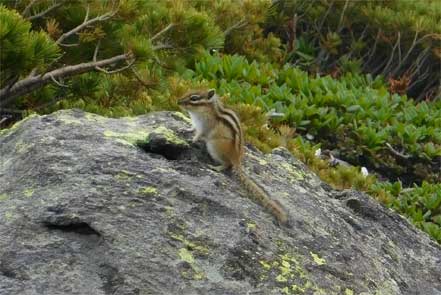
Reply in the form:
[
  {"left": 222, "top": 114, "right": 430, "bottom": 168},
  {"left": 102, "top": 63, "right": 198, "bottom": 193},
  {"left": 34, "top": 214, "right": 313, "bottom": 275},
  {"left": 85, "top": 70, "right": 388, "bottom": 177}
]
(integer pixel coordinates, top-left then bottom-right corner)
[
  {"left": 150, "top": 23, "right": 175, "bottom": 42},
  {"left": 49, "top": 74, "right": 69, "bottom": 88},
  {"left": 0, "top": 117, "right": 9, "bottom": 125},
  {"left": 130, "top": 67, "right": 157, "bottom": 88},
  {"left": 0, "top": 54, "right": 130, "bottom": 106},
  {"left": 317, "top": 1, "right": 333, "bottom": 32},
  {"left": 382, "top": 32, "right": 401, "bottom": 75},
  {"left": 337, "top": 0, "right": 349, "bottom": 33},
  {"left": 22, "top": 0, "right": 38, "bottom": 17},
  {"left": 152, "top": 43, "right": 175, "bottom": 50},
  {"left": 385, "top": 143, "right": 410, "bottom": 159},
  {"left": 93, "top": 41, "right": 135, "bottom": 74},
  {"left": 223, "top": 20, "right": 247, "bottom": 36},
  {"left": 26, "top": 1, "right": 64, "bottom": 21},
  {"left": 363, "top": 30, "right": 380, "bottom": 69},
  {"left": 0, "top": 107, "right": 26, "bottom": 114},
  {"left": 56, "top": 6, "right": 117, "bottom": 46}
]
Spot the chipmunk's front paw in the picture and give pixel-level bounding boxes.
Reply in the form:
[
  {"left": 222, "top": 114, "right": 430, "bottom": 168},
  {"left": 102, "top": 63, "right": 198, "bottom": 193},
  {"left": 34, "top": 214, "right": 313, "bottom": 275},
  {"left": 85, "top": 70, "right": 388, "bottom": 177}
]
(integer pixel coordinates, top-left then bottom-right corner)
[
  {"left": 208, "top": 164, "right": 227, "bottom": 172},
  {"left": 192, "top": 133, "right": 202, "bottom": 143},
  {"left": 184, "top": 127, "right": 195, "bottom": 133}
]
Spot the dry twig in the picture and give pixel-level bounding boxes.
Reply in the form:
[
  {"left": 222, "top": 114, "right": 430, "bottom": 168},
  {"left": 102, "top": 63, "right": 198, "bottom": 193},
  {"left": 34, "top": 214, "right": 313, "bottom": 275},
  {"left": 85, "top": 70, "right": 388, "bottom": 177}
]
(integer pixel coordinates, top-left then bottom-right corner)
[
  {"left": 0, "top": 53, "right": 129, "bottom": 106},
  {"left": 150, "top": 23, "right": 175, "bottom": 42},
  {"left": 56, "top": 5, "right": 117, "bottom": 46},
  {"left": 385, "top": 143, "right": 410, "bottom": 159},
  {"left": 27, "top": 1, "right": 64, "bottom": 21}
]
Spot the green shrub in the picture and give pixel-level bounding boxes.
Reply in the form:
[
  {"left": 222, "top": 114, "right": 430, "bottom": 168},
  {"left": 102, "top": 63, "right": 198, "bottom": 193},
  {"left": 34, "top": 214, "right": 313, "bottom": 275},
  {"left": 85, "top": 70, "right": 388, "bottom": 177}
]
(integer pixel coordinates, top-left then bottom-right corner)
[
  {"left": 0, "top": 0, "right": 225, "bottom": 115},
  {"left": 370, "top": 181, "right": 441, "bottom": 243},
  {"left": 0, "top": 5, "right": 60, "bottom": 87},
  {"left": 193, "top": 0, "right": 284, "bottom": 63},
  {"left": 187, "top": 53, "right": 441, "bottom": 184},
  {"left": 266, "top": 0, "right": 441, "bottom": 100}
]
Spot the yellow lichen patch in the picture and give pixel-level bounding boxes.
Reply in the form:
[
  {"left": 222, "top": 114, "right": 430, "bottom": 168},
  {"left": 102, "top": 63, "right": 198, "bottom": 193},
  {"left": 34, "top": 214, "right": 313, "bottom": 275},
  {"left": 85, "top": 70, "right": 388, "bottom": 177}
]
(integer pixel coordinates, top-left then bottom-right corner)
[
  {"left": 192, "top": 272, "right": 205, "bottom": 280},
  {"left": 58, "top": 116, "right": 83, "bottom": 125},
  {"left": 259, "top": 252, "right": 328, "bottom": 294},
  {"left": 15, "top": 140, "right": 32, "bottom": 153},
  {"left": 178, "top": 248, "right": 205, "bottom": 280},
  {"left": 151, "top": 126, "right": 188, "bottom": 146},
  {"left": 247, "top": 153, "right": 268, "bottom": 166},
  {"left": 279, "top": 192, "right": 291, "bottom": 198},
  {"left": 152, "top": 167, "right": 175, "bottom": 173},
  {"left": 0, "top": 194, "right": 9, "bottom": 201},
  {"left": 164, "top": 206, "right": 175, "bottom": 218},
  {"left": 170, "top": 233, "right": 209, "bottom": 256},
  {"left": 179, "top": 248, "right": 195, "bottom": 264},
  {"left": 291, "top": 284, "right": 306, "bottom": 293},
  {"left": 259, "top": 273, "right": 268, "bottom": 282},
  {"left": 0, "top": 114, "right": 38, "bottom": 138},
  {"left": 280, "top": 162, "right": 305, "bottom": 181},
  {"left": 115, "top": 170, "right": 135, "bottom": 181},
  {"left": 259, "top": 260, "right": 272, "bottom": 271},
  {"left": 138, "top": 186, "right": 158, "bottom": 196},
  {"left": 344, "top": 288, "right": 354, "bottom": 295},
  {"left": 310, "top": 252, "right": 326, "bottom": 266},
  {"left": 103, "top": 129, "right": 150, "bottom": 146},
  {"left": 23, "top": 188, "right": 34, "bottom": 198},
  {"left": 276, "top": 274, "right": 288, "bottom": 282},
  {"left": 173, "top": 111, "right": 192, "bottom": 123},
  {"left": 246, "top": 221, "right": 256, "bottom": 231},
  {"left": 275, "top": 254, "right": 296, "bottom": 283},
  {"left": 4, "top": 211, "right": 14, "bottom": 221},
  {"left": 84, "top": 113, "right": 103, "bottom": 122}
]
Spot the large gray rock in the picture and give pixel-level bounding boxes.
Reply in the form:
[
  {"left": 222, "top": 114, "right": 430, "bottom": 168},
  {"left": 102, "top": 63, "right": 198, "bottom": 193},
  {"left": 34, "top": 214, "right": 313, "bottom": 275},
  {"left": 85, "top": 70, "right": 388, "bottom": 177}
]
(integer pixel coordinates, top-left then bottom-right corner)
[{"left": 0, "top": 109, "right": 440, "bottom": 295}]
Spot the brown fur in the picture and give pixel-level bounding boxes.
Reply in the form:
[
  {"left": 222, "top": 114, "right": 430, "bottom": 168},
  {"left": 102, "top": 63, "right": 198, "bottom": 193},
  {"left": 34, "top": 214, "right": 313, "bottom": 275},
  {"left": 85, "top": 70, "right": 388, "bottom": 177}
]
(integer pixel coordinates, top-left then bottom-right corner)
[{"left": 179, "top": 89, "right": 289, "bottom": 225}]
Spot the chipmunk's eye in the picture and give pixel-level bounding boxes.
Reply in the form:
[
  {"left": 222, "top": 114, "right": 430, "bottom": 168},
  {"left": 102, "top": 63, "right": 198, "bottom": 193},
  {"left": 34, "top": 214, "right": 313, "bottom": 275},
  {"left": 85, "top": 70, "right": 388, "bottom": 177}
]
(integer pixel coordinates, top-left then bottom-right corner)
[{"left": 190, "top": 95, "right": 200, "bottom": 101}]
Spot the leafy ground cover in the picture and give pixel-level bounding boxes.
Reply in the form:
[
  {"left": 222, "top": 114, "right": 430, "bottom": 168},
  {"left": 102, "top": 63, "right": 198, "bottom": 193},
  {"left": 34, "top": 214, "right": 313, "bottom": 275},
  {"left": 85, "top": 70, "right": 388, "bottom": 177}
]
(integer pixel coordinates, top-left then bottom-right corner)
[{"left": 186, "top": 53, "right": 441, "bottom": 185}]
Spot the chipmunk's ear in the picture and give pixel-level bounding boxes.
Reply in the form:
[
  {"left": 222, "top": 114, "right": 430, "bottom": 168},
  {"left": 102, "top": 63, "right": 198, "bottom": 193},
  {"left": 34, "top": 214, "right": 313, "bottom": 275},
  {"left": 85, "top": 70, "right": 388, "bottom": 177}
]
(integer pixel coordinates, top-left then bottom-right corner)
[{"left": 207, "top": 89, "right": 216, "bottom": 99}]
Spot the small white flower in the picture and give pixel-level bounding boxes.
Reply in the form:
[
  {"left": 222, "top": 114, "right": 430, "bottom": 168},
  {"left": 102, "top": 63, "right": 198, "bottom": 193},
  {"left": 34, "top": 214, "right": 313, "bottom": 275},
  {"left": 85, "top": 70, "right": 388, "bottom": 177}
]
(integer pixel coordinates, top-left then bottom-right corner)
[
  {"left": 361, "top": 167, "right": 369, "bottom": 177},
  {"left": 314, "top": 148, "right": 321, "bottom": 157},
  {"left": 306, "top": 134, "right": 314, "bottom": 140}
]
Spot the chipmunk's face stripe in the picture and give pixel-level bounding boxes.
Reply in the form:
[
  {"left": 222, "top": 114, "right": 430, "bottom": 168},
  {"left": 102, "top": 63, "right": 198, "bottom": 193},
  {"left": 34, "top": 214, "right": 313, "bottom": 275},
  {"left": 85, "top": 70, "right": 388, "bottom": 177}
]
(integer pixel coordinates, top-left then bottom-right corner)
[
  {"left": 178, "top": 90, "right": 215, "bottom": 106},
  {"left": 187, "top": 99, "right": 210, "bottom": 105},
  {"left": 190, "top": 94, "right": 201, "bottom": 101}
]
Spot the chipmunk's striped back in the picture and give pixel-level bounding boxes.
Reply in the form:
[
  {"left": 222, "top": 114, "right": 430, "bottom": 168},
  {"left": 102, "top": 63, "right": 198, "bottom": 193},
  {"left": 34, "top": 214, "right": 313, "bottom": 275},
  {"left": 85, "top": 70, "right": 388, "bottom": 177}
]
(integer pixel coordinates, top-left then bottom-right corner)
[{"left": 212, "top": 95, "right": 243, "bottom": 157}]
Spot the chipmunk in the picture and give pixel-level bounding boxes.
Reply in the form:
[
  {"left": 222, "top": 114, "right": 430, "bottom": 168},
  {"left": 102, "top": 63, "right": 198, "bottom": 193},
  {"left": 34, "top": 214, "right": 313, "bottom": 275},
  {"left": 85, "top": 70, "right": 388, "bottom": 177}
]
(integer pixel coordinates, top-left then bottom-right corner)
[{"left": 178, "top": 89, "right": 288, "bottom": 225}]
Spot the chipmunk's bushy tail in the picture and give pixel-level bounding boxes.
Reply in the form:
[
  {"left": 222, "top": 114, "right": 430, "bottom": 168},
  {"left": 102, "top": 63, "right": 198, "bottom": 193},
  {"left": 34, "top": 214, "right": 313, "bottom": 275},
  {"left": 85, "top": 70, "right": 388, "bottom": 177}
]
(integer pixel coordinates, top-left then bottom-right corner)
[{"left": 233, "top": 167, "right": 288, "bottom": 225}]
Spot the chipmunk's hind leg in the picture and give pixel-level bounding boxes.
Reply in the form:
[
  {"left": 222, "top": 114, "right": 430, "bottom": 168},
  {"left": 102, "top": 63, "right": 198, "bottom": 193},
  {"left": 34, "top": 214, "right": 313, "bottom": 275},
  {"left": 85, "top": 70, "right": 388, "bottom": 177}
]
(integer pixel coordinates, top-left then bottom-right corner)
[{"left": 206, "top": 139, "right": 236, "bottom": 171}]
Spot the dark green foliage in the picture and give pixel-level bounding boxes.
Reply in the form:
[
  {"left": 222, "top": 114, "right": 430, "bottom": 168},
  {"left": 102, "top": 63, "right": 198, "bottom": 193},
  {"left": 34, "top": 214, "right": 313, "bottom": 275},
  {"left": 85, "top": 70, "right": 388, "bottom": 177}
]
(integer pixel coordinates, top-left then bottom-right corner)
[
  {"left": 266, "top": 0, "right": 441, "bottom": 100},
  {"left": 188, "top": 53, "right": 441, "bottom": 184},
  {"left": 0, "top": 0, "right": 227, "bottom": 114},
  {"left": 193, "top": 0, "right": 284, "bottom": 63},
  {"left": 0, "top": 5, "right": 60, "bottom": 87}
]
